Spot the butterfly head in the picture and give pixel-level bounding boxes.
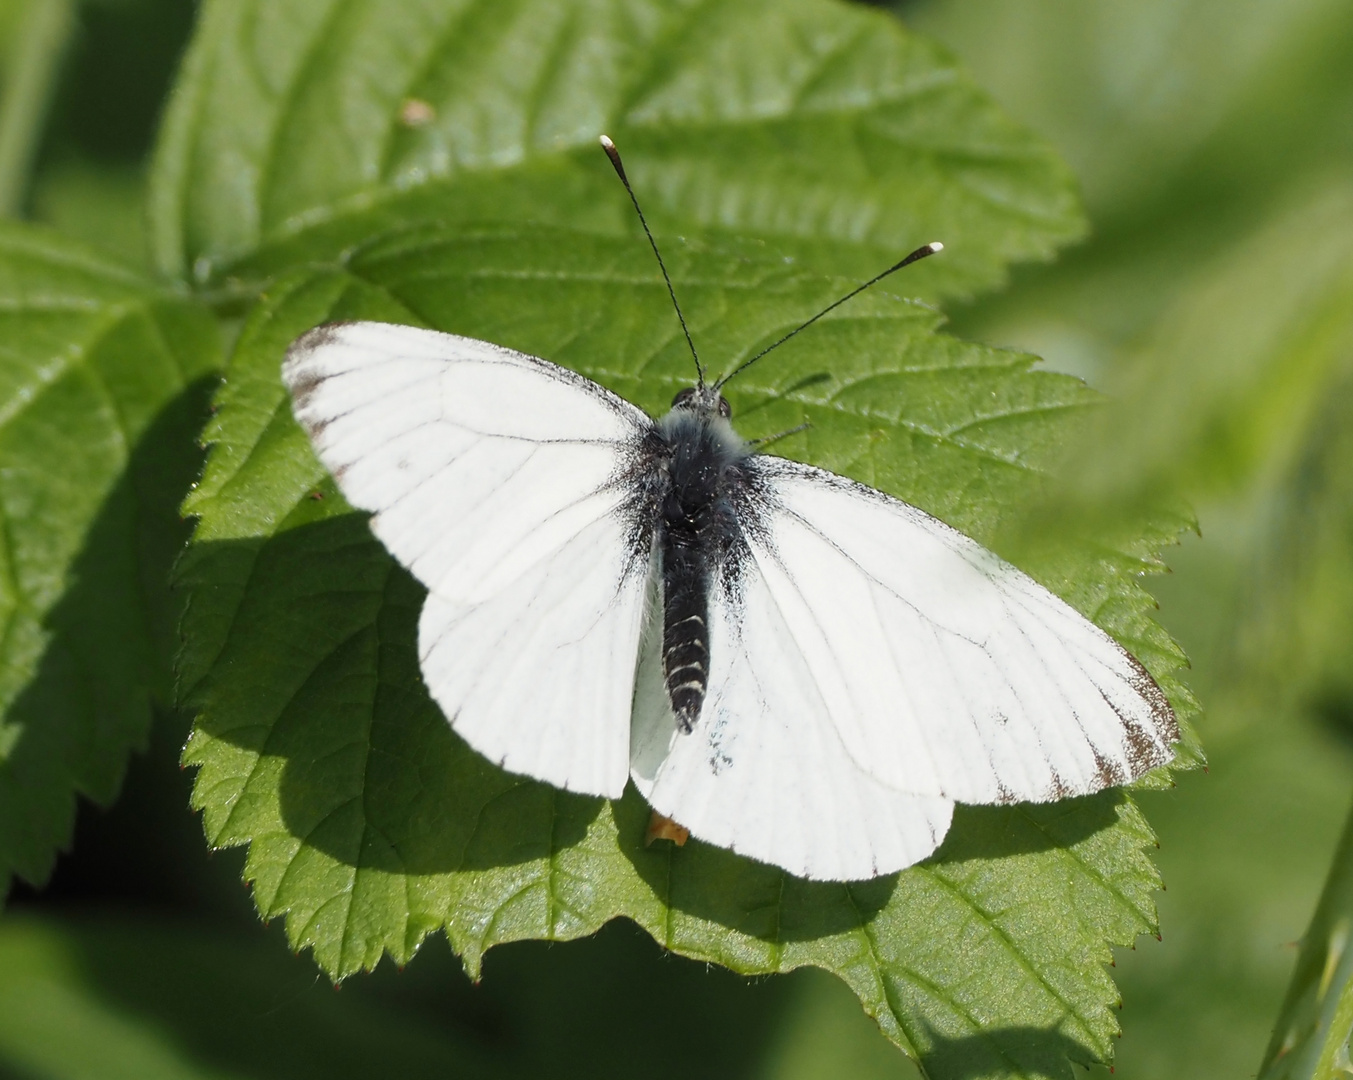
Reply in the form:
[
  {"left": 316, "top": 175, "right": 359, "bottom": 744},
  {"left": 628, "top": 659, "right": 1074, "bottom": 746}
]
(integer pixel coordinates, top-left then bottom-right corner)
[{"left": 671, "top": 385, "right": 732, "bottom": 419}]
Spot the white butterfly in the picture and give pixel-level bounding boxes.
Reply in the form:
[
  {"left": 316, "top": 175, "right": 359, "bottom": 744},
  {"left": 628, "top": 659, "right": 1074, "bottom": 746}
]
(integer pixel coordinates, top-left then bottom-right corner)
[{"left": 280, "top": 141, "right": 1178, "bottom": 882}]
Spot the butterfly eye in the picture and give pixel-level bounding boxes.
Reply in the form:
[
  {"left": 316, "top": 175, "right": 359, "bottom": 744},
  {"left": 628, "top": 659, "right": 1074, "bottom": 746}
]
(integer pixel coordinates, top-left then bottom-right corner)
[
  {"left": 718, "top": 396, "right": 732, "bottom": 419},
  {"left": 671, "top": 387, "right": 698, "bottom": 409}
]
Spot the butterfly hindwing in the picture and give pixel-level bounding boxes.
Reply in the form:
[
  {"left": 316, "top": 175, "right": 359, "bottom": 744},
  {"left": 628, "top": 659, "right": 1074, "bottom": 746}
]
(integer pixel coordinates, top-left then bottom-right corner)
[
  {"left": 631, "top": 556, "right": 956, "bottom": 881},
  {"left": 283, "top": 322, "right": 651, "bottom": 798}
]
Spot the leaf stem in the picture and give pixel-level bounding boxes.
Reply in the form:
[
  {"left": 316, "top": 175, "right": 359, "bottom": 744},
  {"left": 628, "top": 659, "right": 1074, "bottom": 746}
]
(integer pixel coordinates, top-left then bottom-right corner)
[{"left": 1258, "top": 795, "right": 1353, "bottom": 1078}]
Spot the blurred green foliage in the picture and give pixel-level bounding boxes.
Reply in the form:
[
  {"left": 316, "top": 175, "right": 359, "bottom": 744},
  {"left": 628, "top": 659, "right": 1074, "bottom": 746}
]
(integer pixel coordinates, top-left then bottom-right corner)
[{"left": 0, "top": 0, "right": 1348, "bottom": 1077}]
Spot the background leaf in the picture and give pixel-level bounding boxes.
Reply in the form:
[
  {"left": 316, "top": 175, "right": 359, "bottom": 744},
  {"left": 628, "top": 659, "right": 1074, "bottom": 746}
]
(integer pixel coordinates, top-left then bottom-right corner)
[
  {"left": 0, "top": 0, "right": 76, "bottom": 216},
  {"left": 0, "top": 223, "right": 220, "bottom": 899},
  {"left": 147, "top": 0, "right": 1083, "bottom": 300},
  {"left": 911, "top": 0, "right": 1353, "bottom": 358},
  {"left": 17, "top": 0, "right": 197, "bottom": 270},
  {"left": 178, "top": 226, "right": 1189, "bottom": 1080}
]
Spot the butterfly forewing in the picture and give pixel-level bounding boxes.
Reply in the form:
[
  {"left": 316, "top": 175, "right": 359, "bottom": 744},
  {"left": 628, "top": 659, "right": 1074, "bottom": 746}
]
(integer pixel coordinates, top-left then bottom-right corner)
[
  {"left": 283, "top": 322, "right": 652, "bottom": 798},
  {"left": 742, "top": 459, "right": 1179, "bottom": 805}
]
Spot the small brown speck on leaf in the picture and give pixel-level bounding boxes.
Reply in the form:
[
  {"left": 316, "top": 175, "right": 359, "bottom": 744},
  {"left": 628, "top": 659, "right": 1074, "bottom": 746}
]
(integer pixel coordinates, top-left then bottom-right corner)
[{"left": 400, "top": 98, "right": 436, "bottom": 127}]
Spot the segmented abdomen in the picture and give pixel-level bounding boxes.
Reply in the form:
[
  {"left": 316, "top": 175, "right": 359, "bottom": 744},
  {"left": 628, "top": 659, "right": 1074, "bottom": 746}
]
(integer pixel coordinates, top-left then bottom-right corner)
[{"left": 661, "top": 542, "right": 709, "bottom": 733}]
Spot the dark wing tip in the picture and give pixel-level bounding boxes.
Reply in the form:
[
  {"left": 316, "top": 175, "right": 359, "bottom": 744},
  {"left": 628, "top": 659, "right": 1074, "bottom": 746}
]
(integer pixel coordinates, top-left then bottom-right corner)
[
  {"left": 285, "top": 320, "right": 356, "bottom": 364},
  {"left": 283, "top": 322, "right": 359, "bottom": 406},
  {"left": 1124, "top": 651, "right": 1182, "bottom": 744},
  {"left": 1092, "top": 749, "right": 1129, "bottom": 788},
  {"left": 293, "top": 320, "right": 355, "bottom": 352}
]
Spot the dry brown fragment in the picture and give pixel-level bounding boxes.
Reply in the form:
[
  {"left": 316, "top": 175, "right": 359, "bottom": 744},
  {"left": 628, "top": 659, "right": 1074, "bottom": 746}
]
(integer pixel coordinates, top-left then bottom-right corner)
[{"left": 645, "top": 810, "right": 689, "bottom": 847}]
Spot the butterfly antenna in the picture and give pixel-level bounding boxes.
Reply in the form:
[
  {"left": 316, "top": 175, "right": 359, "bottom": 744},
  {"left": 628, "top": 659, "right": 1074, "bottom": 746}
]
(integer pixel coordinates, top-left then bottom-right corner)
[
  {"left": 713, "top": 242, "right": 943, "bottom": 390},
  {"left": 600, "top": 135, "right": 705, "bottom": 387}
]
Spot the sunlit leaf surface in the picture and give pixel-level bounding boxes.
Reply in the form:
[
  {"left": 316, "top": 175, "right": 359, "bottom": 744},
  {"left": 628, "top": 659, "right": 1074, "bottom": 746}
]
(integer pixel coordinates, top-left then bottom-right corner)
[{"left": 148, "top": 0, "right": 1084, "bottom": 299}]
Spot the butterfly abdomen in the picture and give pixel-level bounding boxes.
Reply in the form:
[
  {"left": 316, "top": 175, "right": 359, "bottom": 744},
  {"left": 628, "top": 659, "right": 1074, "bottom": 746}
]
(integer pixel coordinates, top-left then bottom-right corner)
[
  {"left": 653, "top": 407, "right": 754, "bottom": 734},
  {"left": 661, "top": 543, "right": 709, "bottom": 733}
]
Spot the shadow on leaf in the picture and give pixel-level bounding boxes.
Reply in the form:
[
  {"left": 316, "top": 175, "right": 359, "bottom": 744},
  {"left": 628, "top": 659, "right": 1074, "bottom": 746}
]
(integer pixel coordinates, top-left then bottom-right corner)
[
  {"left": 613, "top": 778, "right": 1125, "bottom": 944},
  {"left": 180, "top": 515, "right": 602, "bottom": 877},
  {"left": 941, "top": 793, "right": 1127, "bottom": 861},
  {"left": 614, "top": 790, "right": 903, "bottom": 941},
  {"left": 914, "top": 1018, "right": 1101, "bottom": 1080},
  {"left": 1, "top": 375, "right": 215, "bottom": 892}
]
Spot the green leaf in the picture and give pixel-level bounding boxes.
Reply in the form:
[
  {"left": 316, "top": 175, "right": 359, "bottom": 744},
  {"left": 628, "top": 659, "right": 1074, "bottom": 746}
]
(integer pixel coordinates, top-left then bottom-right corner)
[
  {"left": 148, "top": 0, "right": 1083, "bottom": 299},
  {"left": 1255, "top": 361, "right": 1353, "bottom": 727},
  {"left": 0, "top": 222, "right": 221, "bottom": 898},
  {"left": 179, "top": 226, "right": 1191, "bottom": 1080},
  {"left": 1018, "top": 179, "right": 1353, "bottom": 529},
  {"left": 29, "top": 160, "right": 152, "bottom": 271},
  {"left": 912, "top": 0, "right": 1353, "bottom": 389},
  {"left": 912, "top": 0, "right": 1353, "bottom": 224},
  {"left": 0, "top": 0, "right": 76, "bottom": 216}
]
